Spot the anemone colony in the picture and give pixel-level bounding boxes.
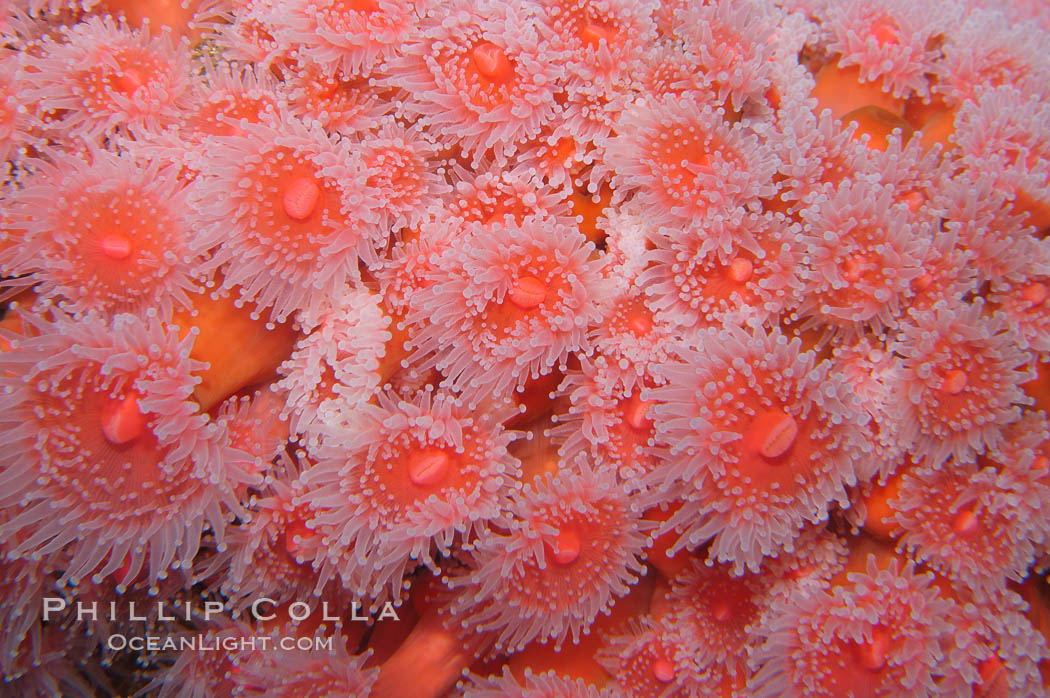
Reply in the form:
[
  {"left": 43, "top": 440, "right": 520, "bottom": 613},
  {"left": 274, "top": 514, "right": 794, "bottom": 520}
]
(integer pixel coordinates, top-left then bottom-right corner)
[{"left": 1, "top": 0, "right": 1050, "bottom": 695}]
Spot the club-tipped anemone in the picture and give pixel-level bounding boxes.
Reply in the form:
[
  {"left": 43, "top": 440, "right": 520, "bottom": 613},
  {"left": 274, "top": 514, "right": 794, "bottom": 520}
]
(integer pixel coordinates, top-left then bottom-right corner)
[
  {"left": 797, "top": 178, "right": 930, "bottom": 333},
  {"left": 276, "top": 287, "right": 392, "bottom": 451},
  {"left": 935, "top": 169, "right": 1035, "bottom": 286},
  {"left": 0, "top": 53, "right": 30, "bottom": 165},
  {"left": 989, "top": 248, "right": 1050, "bottom": 354},
  {"left": 533, "top": 0, "right": 657, "bottom": 86},
  {"left": 891, "top": 300, "right": 1033, "bottom": 468},
  {"left": 374, "top": 217, "right": 462, "bottom": 320},
  {"left": 356, "top": 118, "right": 451, "bottom": 234},
  {"left": 206, "top": 0, "right": 285, "bottom": 66},
  {"left": 586, "top": 284, "right": 672, "bottom": 394},
  {"left": 275, "top": 0, "right": 419, "bottom": 79},
  {"left": 932, "top": 8, "right": 1050, "bottom": 106},
  {"left": 203, "top": 460, "right": 333, "bottom": 612},
  {"left": 773, "top": 106, "right": 868, "bottom": 214},
  {"left": 673, "top": 0, "right": 781, "bottom": 111},
  {"left": 406, "top": 215, "right": 609, "bottom": 406},
  {"left": 953, "top": 85, "right": 1050, "bottom": 229},
  {"left": 4, "top": 145, "right": 203, "bottom": 320},
  {"left": 550, "top": 356, "right": 659, "bottom": 487},
  {"left": 460, "top": 666, "right": 613, "bottom": 697},
  {"left": 749, "top": 556, "right": 962, "bottom": 697},
  {"left": 824, "top": 0, "right": 947, "bottom": 99},
  {"left": 1, "top": 627, "right": 98, "bottom": 697},
  {"left": 603, "top": 94, "right": 779, "bottom": 242},
  {"left": 0, "top": 546, "right": 48, "bottom": 679},
  {"left": 638, "top": 211, "right": 806, "bottom": 331},
  {"left": 189, "top": 113, "right": 382, "bottom": 328},
  {"left": 140, "top": 621, "right": 256, "bottom": 698},
  {"left": 445, "top": 462, "right": 650, "bottom": 652},
  {"left": 382, "top": 0, "right": 564, "bottom": 161},
  {"left": 4, "top": 0, "right": 1050, "bottom": 692},
  {"left": 180, "top": 57, "right": 283, "bottom": 142},
  {"left": 986, "top": 413, "right": 1050, "bottom": 553},
  {"left": 646, "top": 324, "right": 871, "bottom": 572},
  {"left": 595, "top": 617, "right": 708, "bottom": 698},
  {"left": 444, "top": 158, "right": 573, "bottom": 229},
  {"left": 890, "top": 462, "right": 1036, "bottom": 592},
  {"left": 0, "top": 311, "right": 253, "bottom": 591},
  {"left": 664, "top": 557, "right": 775, "bottom": 678},
  {"left": 298, "top": 387, "right": 520, "bottom": 605},
  {"left": 233, "top": 635, "right": 378, "bottom": 696},
  {"left": 213, "top": 389, "right": 290, "bottom": 481},
  {"left": 21, "top": 15, "right": 194, "bottom": 142},
  {"left": 831, "top": 337, "right": 910, "bottom": 475}
]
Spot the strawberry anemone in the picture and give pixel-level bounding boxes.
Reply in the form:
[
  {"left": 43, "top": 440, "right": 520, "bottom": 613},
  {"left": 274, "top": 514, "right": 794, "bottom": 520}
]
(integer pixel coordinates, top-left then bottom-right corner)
[
  {"left": 21, "top": 15, "right": 193, "bottom": 142},
  {"left": 635, "top": 43, "right": 709, "bottom": 103},
  {"left": 406, "top": 216, "right": 609, "bottom": 406},
  {"left": 209, "top": 0, "right": 284, "bottom": 66},
  {"left": 282, "top": 58, "right": 393, "bottom": 136},
  {"left": 831, "top": 337, "right": 909, "bottom": 475},
  {"left": 944, "top": 590, "right": 1049, "bottom": 698},
  {"left": 673, "top": 0, "right": 780, "bottom": 111},
  {"left": 664, "top": 557, "right": 775, "bottom": 679},
  {"left": 383, "top": 0, "right": 564, "bottom": 160},
  {"left": 214, "top": 389, "right": 290, "bottom": 481},
  {"left": 773, "top": 107, "right": 867, "bottom": 214},
  {"left": 953, "top": 85, "right": 1050, "bottom": 230},
  {"left": 547, "top": 73, "right": 631, "bottom": 180},
  {"left": 749, "top": 556, "right": 961, "bottom": 697},
  {"left": 233, "top": 634, "right": 378, "bottom": 697},
  {"left": 603, "top": 95, "right": 779, "bottom": 244},
  {"left": 2, "top": 627, "right": 97, "bottom": 697},
  {"left": 4, "top": 146, "right": 201, "bottom": 319},
  {"left": 932, "top": 8, "right": 1050, "bottom": 106},
  {"left": 890, "top": 462, "right": 1035, "bottom": 592},
  {"left": 587, "top": 282, "right": 671, "bottom": 393},
  {"left": 891, "top": 300, "right": 1032, "bottom": 468},
  {"left": 375, "top": 216, "right": 461, "bottom": 320},
  {"left": 0, "top": 53, "right": 29, "bottom": 164},
  {"left": 277, "top": 0, "right": 419, "bottom": 78},
  {"left": 598, "top": 203, "right": 658, "bottom": 293},
  {"left": 935, "top": 169, "right": 1035, "bottom": 286},
  {"left": 446, "top": 463, "right": 650, "bottom": 652},
  {"left": 596, "top": 617, "right": 705, "bottom": 698},
  {"left": 646, "top": 324, "right": 871, "bottom": 572},
  {"left": 142, "top": 621, "right": 254, "bottom": 698},
  {"left": 203, "top": 462, "right": 331, "bottom": 612},
  {"left": 989, "top": 249, "right": 1050, "bottom": 353},
  {"left": 190, "top": 114, "right": 380, "bottom": 328},
  {"left": 637, "top": 210, "right": 805, "bottom": 331},
  {"left": 460, "top": 667, "right": 611, "bottom": 698},
  {"left": 0, "top": 548, "right": 48, "bottom": 678},
  {"left": 797, "top": 178, "right": 929, "bottom": 333},
  {"left": 356, "top": 118, "right": 451, "bottom": 234},
  {"left": 533, "top": 0, "right": 656, "bottom": 85},
  {"left": 275, "top": 287, "right": 392, "bottom": 451},
  {"left": 0, "top": 311, "right": 251, "bottom": 591},
  {"left": 855, "top": 131, "right": 945, "bottom": 224},
  {"left": 299, "top": 388, "right": 520, "bottom": 605},
  {"left": 180, "top": 58, "right": 283, "bottom": 143},
  {"left": 550, "top": 356, "right": 659, "bottom": 487},
  {"left": 66, "top": 563, "right": 193, "bottom": 661},
  {"left": 987, "top": 413, "right": 1050, "bottom": 550},
  {"left": 824, "top": 0, "right": 944, "bottom": 99},
  {"left": 445, "top": 158, "right": 573, "bottom": 229},
  {"left": 905, "top": 227, "right": 979, "bottom": 314}
]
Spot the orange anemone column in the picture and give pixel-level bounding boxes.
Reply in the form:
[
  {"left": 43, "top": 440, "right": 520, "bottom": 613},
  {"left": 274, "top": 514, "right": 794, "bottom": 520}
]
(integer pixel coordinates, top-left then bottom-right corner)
[{"left": 172, "top": 289, "right": 299, "bottom": 412}]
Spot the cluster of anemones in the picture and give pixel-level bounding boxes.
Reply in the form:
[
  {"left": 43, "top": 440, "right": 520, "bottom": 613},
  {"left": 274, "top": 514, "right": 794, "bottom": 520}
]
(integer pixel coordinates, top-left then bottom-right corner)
[{"left": 1, "top": 0, "right": 1050, "bottom": 695}]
